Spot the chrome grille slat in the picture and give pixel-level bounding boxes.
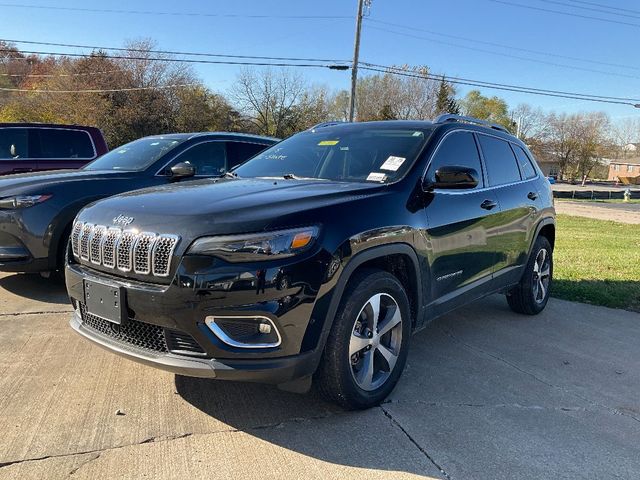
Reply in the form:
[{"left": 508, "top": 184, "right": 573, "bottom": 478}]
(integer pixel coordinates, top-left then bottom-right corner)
[
  {"left": 89, "top": 226, "right": 106, "bottom": 265},
  {"left": 71, "top": 221, "right": 179, "bottom": 279},
  {"left": 116, "top": 231, "right": 137, "bottom": 272},
  {"left": 79, "top": 224, "right": 92, "bottom": 261},
  {"left": 102, "top": 228, "right": 121, "bottom": 268},
  {"left": 152, "top": 235, "right": 179, "bottom": 277},
  {"left": 133, "top": 232, "right": 157, "bottom": 274},
  {"left": 71, "top": 222, "right": 83, "bottom": 257}
]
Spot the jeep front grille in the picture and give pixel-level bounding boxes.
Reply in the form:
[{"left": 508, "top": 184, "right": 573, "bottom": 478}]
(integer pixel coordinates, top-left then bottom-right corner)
[{"left": 72, "top": 221, "right": 179, "bottom": 278}]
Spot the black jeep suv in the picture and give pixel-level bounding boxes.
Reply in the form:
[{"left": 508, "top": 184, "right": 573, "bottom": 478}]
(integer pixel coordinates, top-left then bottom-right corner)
[{"left": 66, "top": 116, "right": 555, "bottom": 409}]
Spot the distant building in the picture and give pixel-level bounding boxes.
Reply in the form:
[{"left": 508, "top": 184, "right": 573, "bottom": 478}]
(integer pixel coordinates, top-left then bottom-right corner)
[
  {"left": 608, "top": 157, "right": 640, "bottom": 183},
  {"left": 623, "top": 143, "right": 640, "bottom": 153}
]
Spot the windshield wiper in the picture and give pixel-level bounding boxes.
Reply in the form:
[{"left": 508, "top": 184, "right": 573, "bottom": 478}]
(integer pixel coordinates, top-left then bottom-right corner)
[{"left": 282, "top": 173, "right": 327, "bottom": 180}]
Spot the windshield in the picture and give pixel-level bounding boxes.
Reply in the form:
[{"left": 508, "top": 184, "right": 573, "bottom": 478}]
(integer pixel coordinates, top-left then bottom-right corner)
[
  {"left": 84, "top": 137, "right": 187, "bottom": 172},
  {"left": 233, "top": 125, "right": 432, "bottom": 183}
]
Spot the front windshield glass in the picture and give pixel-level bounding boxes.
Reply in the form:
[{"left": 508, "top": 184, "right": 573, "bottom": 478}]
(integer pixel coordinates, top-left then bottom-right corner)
[
  {"left": 84, "top": 137, "right": 187, "bottom": 172},
  {"left": 233, "top": 125, "right": 432, "bottom": 183}
]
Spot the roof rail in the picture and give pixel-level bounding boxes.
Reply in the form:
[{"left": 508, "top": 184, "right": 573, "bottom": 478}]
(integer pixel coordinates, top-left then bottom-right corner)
[
  {"left": 434, "top": 114, "right": 510, "bottom": 134},
  {"left": 309, "top": 121, "right": 348, "bottom": 131}
]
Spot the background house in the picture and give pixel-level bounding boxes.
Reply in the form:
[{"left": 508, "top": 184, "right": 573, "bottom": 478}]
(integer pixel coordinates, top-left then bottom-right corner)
[{"left": 608, "top": 157, "right": 640, "bottom": 183}]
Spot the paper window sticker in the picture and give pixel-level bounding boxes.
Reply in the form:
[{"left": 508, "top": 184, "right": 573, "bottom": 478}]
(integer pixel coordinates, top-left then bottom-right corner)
[
  {"left": 318, "top": 140, "right": 339, "bottom": 146},
  {"left": 366, "top": 172, "right": 387, "bottom": 182},
  {"left": 380, "top": 156, "right": 406, "bottom": 171}
]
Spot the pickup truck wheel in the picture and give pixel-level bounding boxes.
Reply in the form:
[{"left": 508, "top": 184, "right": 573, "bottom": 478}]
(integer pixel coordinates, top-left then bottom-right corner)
[
  {"left": 507, "top": 235, "right": 553, "bottom": 315},
  {"left": 315, "top": 269, "right": 411, "bottom": 410}
]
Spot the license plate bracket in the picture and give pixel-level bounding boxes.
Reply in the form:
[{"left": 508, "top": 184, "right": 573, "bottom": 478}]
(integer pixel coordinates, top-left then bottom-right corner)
[{"left": 84, "top": 279, "right": 126, "bottom": 325}]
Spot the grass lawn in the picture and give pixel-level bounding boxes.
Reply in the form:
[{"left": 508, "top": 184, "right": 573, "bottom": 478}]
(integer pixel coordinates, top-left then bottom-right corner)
[
  {"left": 552, "top": 214, "right": 640, "bottom": 312},
  {"left": 555, "top": 198, "right": 640, "bottom": 204}
]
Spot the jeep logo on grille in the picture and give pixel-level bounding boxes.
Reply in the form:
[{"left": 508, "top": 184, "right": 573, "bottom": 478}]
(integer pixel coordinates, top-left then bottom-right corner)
[{"left": 113, "top": 214, "right": 134, "bottom": 227}]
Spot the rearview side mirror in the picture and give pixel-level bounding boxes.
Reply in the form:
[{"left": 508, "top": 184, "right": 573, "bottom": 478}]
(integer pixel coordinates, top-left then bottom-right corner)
[
  {"left": 423, "top": 165, "right": 479, "bottom": 191},
  {"left": 170, "top": 162, "right": 196, "bottom": 180}
]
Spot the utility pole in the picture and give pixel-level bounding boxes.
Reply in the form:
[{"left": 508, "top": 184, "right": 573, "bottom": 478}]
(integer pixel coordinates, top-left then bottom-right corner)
[{"left": 348, "top": 0, "right": 370, "bottom": 122}]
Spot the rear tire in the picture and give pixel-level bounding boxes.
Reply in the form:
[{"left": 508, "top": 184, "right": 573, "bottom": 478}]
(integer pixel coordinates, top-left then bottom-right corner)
[
  {"left": 315, "top": 269, "right": 411, "bottom": 410},
  {"left": 507, "top": 235, "right": 553, "bottom": 315}
]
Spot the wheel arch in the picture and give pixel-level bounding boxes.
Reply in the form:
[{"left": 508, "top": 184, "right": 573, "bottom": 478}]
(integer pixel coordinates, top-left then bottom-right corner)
[
  {"left": 531, "top": 217, "right": 555, "bottom": 255},
  {"left": 312, "top": 243, "right": 423, "bottom": 357}
]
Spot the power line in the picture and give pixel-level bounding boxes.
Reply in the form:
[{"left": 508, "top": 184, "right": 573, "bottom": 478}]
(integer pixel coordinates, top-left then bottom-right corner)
[
  {"left": 365, "top": 24, "right": 640, "bottom": 81},
  {"left": 539, "top": 0, "right": 640, "bottom": 20},
  {"left": 0, "top": 38, "right": 348, "bottom": 64},
  {"left": 489, "top": 0, "right": 640, "bottom": 28},
  {"left": 365, "top": 18, "right": 640, "bottom": 72},
  {"left": 0, "top": 48, "right": 350, "bottom": 69},
  {"left": 0, "top": 3, "right": 350, "bottom": 19},
  {"left": 0, "top": 83, "right": 199, "bottom": 93},
  {"left": 565, "top": 0, "right": 640, "bottom": 15},
  {"left": 0, "top": 70, "right": 120, "bottom": 77},
  {"left": 360, "top": 64, "right": 640, "bottom": 107},
  {"left": 363, "top": 63, "right": 640, "bottom": 102}
]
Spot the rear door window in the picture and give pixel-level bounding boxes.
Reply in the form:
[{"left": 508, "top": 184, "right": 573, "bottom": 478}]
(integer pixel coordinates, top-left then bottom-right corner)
[
  {"left": 227, "top": 142, "right": 270, "bottom": 169},
  {"left": 511, "top": 144, "right": 538, "bottom": 180},
  {"left": 427, "top": 131, "right": 484, "bottom": 188},
  {"left": 477, "top": 134, "right": 522, "bottom": 186},
  {"left": 0, "top": 128, "right": 29, "bottom": 160},
  {"left": 172, "top": 141, "right": 227, "bottom": 176},
  {"left": 33, "top": 129, "right": 95, "bottom": 159}
]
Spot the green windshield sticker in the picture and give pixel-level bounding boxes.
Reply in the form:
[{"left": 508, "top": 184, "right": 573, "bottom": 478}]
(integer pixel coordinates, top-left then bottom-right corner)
[{"left": 318, "top": 140, "right": 339, "bottom": 146}]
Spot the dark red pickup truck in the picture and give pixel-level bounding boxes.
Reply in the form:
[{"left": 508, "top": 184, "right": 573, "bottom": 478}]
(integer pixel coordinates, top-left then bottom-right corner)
[{"left": 0, "top": 123, "right": 108, "bottom": 175}]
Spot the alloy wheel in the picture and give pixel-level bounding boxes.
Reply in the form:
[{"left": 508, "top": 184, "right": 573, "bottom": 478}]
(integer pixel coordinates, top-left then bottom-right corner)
[
  {"left": 349, "top": 293, "right": 403, "bottom": 392},
  {"left": 532, "top": 248, "right": 551, "bottom": 304}
]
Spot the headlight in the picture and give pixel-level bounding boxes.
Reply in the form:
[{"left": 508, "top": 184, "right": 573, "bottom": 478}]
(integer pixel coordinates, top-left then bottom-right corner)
[
  {"left": 187, "top": 226, "right": 319, "bottom": 262},
  {"left": 0, "top": 194, "right": 52, "bottom": 209}
]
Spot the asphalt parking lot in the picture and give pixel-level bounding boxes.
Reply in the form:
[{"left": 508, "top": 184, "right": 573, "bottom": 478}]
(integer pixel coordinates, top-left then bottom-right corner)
[{"left": 1, "top": 273, "right": 639, "bottom": 479}]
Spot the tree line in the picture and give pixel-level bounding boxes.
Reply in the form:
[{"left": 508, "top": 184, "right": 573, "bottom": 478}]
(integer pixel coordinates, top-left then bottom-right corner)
[{"left": 1, "top": 40, "right": 636, "bottom": 181}]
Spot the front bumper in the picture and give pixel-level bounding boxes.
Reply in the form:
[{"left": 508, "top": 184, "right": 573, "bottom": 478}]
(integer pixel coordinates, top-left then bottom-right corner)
[
  {"left": 70, "top": 311, "right": 318, "bottom": 383},
  {"left": 66, "top": 250, "right": 333, "bottom": 384}
]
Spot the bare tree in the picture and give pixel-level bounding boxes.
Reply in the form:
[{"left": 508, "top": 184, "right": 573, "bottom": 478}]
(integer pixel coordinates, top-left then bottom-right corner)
[
  {"left": 510, "top": 103, "right": 548, "bottom": 141},
  {"left": 231, "top": 68, "right": 310, "bottom": 138},
  {"left": 611, "top": 117, "right": 640, "bottom": 158}
]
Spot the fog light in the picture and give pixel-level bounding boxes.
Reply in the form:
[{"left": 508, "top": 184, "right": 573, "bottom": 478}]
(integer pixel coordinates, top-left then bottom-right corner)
[
  {"left": 204, "top": 315, "right": 281, "bottom": 349},
  {"left": 258, "top": 322, "right": 272, "bottom": 334}
]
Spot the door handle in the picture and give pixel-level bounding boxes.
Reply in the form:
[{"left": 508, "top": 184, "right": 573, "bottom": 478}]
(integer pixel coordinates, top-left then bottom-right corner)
[
  {"left": 12, "top": 168, "right": 32, "bottom": 173},
  {"left": 527, "top": 191, "right": 538, "bottom": 201},
  {"left": 480, "top": 199, "right": 498, "bottom": 210}
]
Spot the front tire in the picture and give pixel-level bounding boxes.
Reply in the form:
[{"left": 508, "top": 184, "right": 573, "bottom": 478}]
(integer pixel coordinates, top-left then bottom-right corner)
[
  {"left": 315, "top": 269, "right": 411, "bottom": 410},
  {"left": 507, "top": 235, "right": 553, "bottom": 315}
]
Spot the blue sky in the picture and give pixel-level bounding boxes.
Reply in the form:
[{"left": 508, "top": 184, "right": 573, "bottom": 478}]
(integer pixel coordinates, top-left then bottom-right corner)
[{"left": 2, "top": 0, "right": 640, "bottom": 121}]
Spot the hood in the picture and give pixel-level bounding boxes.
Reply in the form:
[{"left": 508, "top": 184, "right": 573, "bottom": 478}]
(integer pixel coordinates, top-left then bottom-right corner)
[
  {"left": 76, "top": 177, "right": 386, "bottom": 237},
  {"left": 0, "top": 169, "right": 135, "bottom": 195}
]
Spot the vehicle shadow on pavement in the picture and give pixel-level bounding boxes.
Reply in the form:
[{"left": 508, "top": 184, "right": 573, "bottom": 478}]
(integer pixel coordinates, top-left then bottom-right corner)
[
  {"left": 174, "top": 374, "right": 440, "bottom": 478},
  {"left": 173, "top": 295, "right": 640, "bottom": 479},
  {"left": 0, "top": 273, "right": 68, "bottom": 304}
]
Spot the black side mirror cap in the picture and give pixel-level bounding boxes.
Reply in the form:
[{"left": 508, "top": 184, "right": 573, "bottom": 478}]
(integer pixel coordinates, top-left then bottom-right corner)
[
  {"left": 170, "top": 162, "right": 196, "bottom": 180},
  {"left": 423, "top": 165, "right": 479, "bottom": 191}
]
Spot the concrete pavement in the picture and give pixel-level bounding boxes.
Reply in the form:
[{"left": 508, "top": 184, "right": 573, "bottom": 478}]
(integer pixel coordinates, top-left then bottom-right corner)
[{"left": 0, "top": 273, "right": 639, "bottom": 479}]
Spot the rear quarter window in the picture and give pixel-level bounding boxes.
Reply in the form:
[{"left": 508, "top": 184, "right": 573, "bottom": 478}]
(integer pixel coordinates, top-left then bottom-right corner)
[
  {"left": 512, "top": 144, "right": 538, "bottom": 180},
  {"left": 477, "top": 134, "right": 522, "bottom": 186},
  {"left": 33, "top": 128, "right": 95, "bottom": 159}
]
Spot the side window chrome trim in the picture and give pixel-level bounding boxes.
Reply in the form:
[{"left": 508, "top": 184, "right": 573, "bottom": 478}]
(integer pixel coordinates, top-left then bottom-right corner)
[{"left": 421, "top": 128, "right": 540, "bottom": 196}]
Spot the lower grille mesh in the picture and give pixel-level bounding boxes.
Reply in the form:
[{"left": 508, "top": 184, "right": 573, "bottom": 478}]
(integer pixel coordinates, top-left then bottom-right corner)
[{"left": 79, "top": 303, "right": 206, "bottom": 356}]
